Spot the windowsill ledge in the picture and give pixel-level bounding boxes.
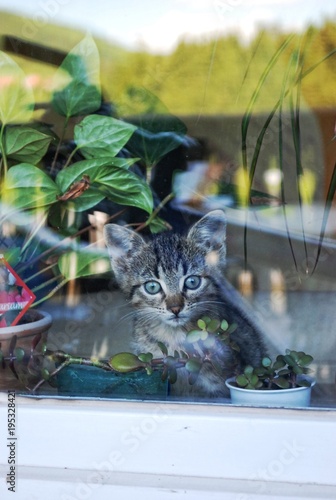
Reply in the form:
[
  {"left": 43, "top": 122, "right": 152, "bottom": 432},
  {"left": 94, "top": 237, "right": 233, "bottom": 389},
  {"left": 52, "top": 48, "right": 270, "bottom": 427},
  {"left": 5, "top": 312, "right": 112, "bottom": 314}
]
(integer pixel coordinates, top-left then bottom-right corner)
[{"left": 1, "top": 394, "right": 336, "bottom": 499}]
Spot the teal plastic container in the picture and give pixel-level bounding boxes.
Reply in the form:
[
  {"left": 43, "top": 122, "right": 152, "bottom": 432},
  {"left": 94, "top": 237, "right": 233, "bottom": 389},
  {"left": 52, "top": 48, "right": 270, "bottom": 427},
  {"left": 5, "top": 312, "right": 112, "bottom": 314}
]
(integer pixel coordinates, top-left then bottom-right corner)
[{"left": 57, "top": 364, "right": 168, "bottom": 400}]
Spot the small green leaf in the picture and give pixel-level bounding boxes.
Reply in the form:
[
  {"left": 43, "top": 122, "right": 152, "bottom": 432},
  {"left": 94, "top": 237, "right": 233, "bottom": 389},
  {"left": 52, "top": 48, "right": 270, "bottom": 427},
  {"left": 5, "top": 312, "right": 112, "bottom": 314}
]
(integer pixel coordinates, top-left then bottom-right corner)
[
  {"left": 297, "top": 378, "right": 311, "bottom": 388},
  {"left": 236, "top": 374, "right": 248, "bottom": 387},
  {"left": 299, "top": 354, "right": 314, "bottom": 366},
  {"left": 125, "top": 98, "right": 187, "bottom": 167},
  {"left": 207, "top": 319, "right": 220, "bottom": 333},
  {"left": 262, "top": 357, "right": 272, "bottom": 368},
  {"left": 4, "top": 126, "right": 53, "bottom": 163},
  {"left": 293, "top": 365, "right": 304, "bottom": 375},
  {"left": 186, "top": 330, "right": 202, "bottom": 343},
  {"left": 137, "top": 352, "right": 153, "bottom": 363},
  {"left": 55, "top": 157, "right": 153, "bottom": 214},
  {"left": 51, "top": 35, "right": 101, "bottom": 118},
  {"left": 220, "top": 319, "right": 229, "bottom": 331},
  {"left": 273, "top": 359, "right": 286, "bottom": 370},
  {"left": 13, "top": 347, "right": 25, "bottom": 362},
  {"left": 197, "top": 318, "right": 207, "bottom": 330},
  {"left": 58, "top": 248, "right": 110, "bottom": 279},
  {"left": 2, "top": 163, "right": 60, "bottom": 210},
  {"left": 250, "top": 374, "right": 259, "bottom": 386},
  {"left": 274, "top": 377, "right": 291, "bottom": 389},
  {"left": 149, "top": 216, "right": 170, "bottom": 234},
  {"left": 200, "top": 329, "right": 209, "bottom": 341},
  {"left": 161, "top": 366, "right": 168, "bottom": 382},
  {"left": 157, "top": 342, "right": 168, "bottom": 356},
  {"left": 74, "top": 115, "right": 136, "bottom": 159},
  {"left": 168, "top": 367, "right": 177, "bottom": 385},
  {"left": 109, "top": 352, "right": 144, "bottom": 373},
  {"left": 42, "top": 368, "right": 50, "bottom": 381},
  {"left": 0, "top": 51, "right": 34, "bottom": 124},
  {"left": 185, "top": 358, "right": 202, "bottom": 374},
  {"left": 244, "top": 365, "right": 254, "bottom": 376}
]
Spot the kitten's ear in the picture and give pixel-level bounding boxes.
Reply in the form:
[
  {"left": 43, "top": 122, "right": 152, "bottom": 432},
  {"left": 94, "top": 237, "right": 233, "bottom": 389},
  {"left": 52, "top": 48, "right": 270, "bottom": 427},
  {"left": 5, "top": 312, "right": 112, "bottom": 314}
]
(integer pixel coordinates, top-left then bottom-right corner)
[
  {"left": 104, "top": 224, "right": 145, "bottom": 280},
  {"left": 187, "top": 210, "right": 227, "bottom": 268}
]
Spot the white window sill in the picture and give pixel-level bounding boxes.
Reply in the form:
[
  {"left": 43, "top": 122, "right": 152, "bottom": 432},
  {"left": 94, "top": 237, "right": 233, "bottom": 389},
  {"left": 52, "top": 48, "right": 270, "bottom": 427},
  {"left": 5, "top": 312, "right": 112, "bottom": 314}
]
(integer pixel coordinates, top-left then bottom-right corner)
[{"left": 1, "top": 394, "right": 336, "bottom": 499}]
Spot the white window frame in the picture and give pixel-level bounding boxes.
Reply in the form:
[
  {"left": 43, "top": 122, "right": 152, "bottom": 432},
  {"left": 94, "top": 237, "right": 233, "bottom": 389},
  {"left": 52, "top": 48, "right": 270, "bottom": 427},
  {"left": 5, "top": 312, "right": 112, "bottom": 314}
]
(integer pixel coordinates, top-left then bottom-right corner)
[{"left": 1, "top": 395, "right": 336, "bottom": 499}]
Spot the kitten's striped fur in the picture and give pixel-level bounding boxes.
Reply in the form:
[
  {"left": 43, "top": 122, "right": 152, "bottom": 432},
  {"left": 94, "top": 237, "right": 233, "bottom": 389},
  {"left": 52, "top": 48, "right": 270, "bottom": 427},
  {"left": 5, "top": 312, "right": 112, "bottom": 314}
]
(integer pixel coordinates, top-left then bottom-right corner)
[{"left": 104, "top": 210, "right": 266, "bottom": 398}]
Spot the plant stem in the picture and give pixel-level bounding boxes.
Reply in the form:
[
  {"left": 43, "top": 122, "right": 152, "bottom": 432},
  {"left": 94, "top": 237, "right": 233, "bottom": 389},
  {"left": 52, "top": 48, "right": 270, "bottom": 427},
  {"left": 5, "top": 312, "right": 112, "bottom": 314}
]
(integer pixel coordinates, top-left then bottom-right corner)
[
  {"left": 0, "top": 123, "right": 8, "bottom": 179},
  {"left": 50, "top": 116, "right": 69, "bottom": 175},
  {"left": 32, "top": 277, "right": 69, "bottom": 307},
  {"left": 62, "top": 145, "right": 80, "bottom": 169},
  {"left": 17, "top": 208, "right": 127, "bottom": 273},
  {"left": 134, "top": 192, "right": 174, "bottom": 232}
]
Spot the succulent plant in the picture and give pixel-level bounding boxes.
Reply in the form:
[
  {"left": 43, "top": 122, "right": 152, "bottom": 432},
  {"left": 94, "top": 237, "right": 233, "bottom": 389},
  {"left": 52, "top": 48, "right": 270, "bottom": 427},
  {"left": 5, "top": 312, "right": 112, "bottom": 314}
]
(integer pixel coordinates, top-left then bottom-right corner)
[{"left": 235, "top": 350, "right": 314, "bottom": 390}]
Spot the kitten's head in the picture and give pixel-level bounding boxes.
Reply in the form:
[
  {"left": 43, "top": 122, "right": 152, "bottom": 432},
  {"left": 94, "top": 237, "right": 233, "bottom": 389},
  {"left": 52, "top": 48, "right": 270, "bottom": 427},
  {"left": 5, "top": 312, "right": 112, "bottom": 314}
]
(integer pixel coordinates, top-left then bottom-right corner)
[{"left": 104, "top": 210, "right": 226, "bottom": 329}]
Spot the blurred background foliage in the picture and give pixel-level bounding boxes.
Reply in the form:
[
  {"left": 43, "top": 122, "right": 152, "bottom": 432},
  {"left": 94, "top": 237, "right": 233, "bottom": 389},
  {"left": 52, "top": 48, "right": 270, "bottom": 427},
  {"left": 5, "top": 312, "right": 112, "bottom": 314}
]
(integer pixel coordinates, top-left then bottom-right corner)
[{"left": 1, "top": 11, "right": 336, "bottom": 116}]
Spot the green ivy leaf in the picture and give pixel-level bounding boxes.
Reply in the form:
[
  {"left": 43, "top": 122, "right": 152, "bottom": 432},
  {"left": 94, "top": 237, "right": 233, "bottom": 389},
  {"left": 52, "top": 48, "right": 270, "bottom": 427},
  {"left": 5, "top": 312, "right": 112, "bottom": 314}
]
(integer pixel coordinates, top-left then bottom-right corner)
[
  {"left": 51, "top": 35, "right": 101, "bottom": 118},
  {"left": 2, "top": 163, "right": 60, "bottom": 210},
  {"left": 74, "top": 115, "right": 136, "bottom": 159},
  {"left": 58, "top": 248, "right": 110, "bottom": 279},
  {"left": 126, "top": 110, "right": 187, "bottom": 167},
  {"left": 0, "top": 51, "right": 34, "bottom": 124},
  {"left": 55, "top": 157, "right": 153, "bottom": 214},
  {"left": 4, "top": 126, "right": 53, "bottom": 163}
]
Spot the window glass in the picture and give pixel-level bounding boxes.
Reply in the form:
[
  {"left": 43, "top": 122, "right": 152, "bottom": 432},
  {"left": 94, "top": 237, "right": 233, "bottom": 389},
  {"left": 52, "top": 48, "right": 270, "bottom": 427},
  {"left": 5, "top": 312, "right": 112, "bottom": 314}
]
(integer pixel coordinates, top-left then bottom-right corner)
[{"left": 0, "top": 0, "right": 335, "bottom": 410}]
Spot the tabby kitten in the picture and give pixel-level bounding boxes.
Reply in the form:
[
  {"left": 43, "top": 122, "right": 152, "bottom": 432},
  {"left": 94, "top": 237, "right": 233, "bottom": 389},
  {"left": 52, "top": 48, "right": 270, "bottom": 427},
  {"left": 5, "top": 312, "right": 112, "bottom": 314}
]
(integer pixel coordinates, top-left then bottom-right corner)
[{"left": 104, "top": 210, "right": 266, "bottom": 398}]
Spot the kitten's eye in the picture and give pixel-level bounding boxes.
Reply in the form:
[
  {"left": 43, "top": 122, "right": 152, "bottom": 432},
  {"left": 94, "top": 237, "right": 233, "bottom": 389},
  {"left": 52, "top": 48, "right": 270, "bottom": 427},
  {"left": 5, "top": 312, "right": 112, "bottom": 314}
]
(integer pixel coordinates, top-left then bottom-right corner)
[
  {"left": 184, "top": 275, "right": 201, "bottom": 290},
  {"left": 144, "top": 281, "right": 162, "bottom": 295}
]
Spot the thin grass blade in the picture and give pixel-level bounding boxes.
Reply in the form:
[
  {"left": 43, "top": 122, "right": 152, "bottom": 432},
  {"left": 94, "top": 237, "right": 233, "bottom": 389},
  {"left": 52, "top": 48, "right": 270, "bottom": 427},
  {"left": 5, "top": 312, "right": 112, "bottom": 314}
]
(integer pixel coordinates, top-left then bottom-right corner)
[{"left": 313, "top": 161, "right": 336, "bottom": 273}]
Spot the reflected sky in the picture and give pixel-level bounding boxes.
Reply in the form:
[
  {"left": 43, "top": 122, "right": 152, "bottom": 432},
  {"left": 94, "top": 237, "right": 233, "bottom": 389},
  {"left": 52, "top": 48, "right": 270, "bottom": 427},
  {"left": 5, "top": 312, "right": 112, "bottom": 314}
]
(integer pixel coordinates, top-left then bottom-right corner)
[{"left": 0, "top": 0, "right": 335, "bottom": 53}]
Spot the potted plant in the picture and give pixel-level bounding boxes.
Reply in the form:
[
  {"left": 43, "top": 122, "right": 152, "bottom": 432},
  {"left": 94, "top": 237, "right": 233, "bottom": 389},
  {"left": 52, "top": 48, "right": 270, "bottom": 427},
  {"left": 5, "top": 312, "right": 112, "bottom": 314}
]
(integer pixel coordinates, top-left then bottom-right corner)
[
  {"left": 225, "top": 350, "right": 315, "bottom": 408},
  {"left": 27, "top": 316, "right": 240, "bottom": 399},
  {"left": 0, "top": 35, "right": 187, "bottom": 388}
]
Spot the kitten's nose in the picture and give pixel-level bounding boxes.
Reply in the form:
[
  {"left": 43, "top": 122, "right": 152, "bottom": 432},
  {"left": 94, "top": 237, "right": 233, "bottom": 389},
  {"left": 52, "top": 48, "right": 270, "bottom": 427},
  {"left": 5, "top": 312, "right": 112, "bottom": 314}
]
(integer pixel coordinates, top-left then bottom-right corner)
[{"left": 170, "top": 306, "right": 181, "bottom": 317}]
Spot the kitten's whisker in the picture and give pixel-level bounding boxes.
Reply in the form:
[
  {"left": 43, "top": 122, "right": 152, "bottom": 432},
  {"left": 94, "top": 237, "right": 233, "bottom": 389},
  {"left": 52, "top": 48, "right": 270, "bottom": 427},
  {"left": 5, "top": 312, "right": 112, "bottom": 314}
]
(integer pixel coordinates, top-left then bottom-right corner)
[{"left": 113, "top": 310, "right": 138, "bottom": 328}]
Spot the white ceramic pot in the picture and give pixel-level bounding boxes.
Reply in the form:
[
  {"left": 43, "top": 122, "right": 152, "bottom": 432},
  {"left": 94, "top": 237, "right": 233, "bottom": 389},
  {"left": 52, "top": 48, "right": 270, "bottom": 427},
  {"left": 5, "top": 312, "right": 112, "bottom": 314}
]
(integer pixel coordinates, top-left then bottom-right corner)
[{"left": 225, "top": 376, "right": 316, "bottom": 408}]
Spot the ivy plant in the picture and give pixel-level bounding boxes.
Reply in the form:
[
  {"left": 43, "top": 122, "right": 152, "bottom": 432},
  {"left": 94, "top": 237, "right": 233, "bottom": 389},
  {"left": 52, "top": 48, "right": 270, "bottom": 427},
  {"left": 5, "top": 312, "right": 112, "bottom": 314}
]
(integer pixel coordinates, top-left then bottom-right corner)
[{"left": 0, "top": 35, "right": 186, "bottom": 307}]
